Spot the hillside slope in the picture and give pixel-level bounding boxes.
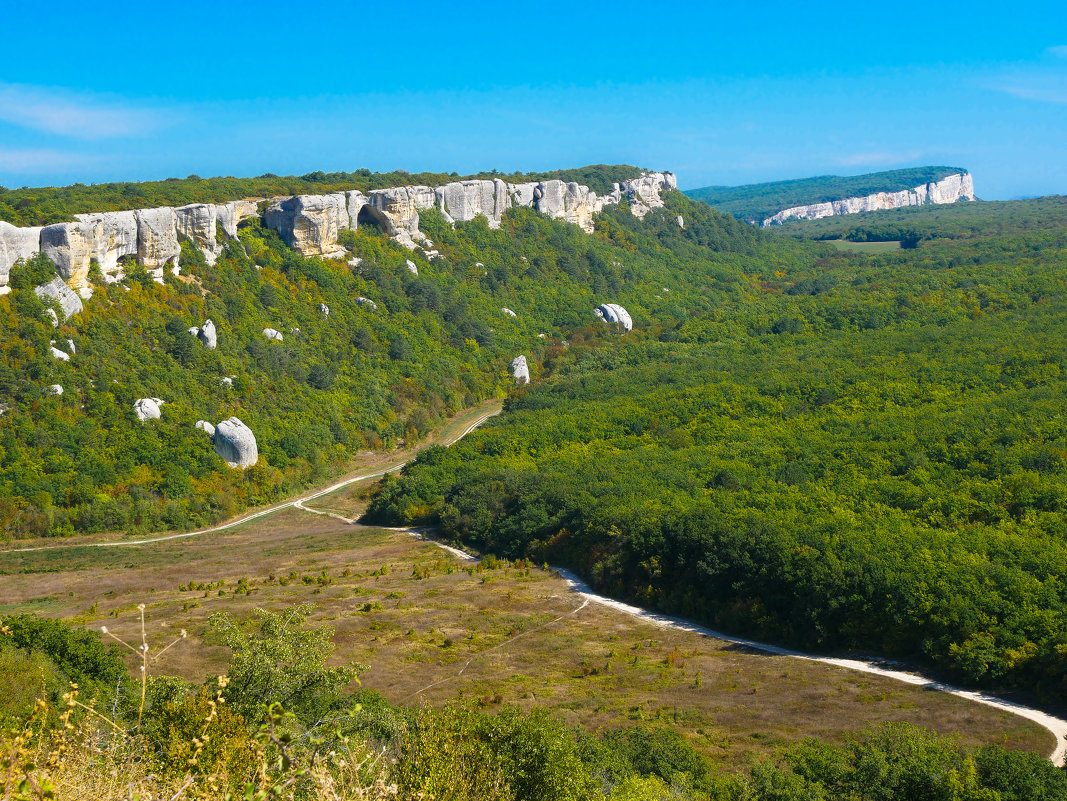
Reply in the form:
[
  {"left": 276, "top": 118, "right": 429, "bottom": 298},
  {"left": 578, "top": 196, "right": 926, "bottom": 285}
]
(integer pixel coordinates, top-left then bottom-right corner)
[{"left": 687, "top": 166, "right": 969, "bottom": 223}]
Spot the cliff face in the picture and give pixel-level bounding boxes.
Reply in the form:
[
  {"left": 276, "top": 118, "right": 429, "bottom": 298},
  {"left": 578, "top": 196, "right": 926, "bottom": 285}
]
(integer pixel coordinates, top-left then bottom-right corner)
[
  {"left": 762, "top": 173, "right": 974, "bottom": 226},
  {"left": 0, "top": 170, "right": 676, "bottom": 295}
]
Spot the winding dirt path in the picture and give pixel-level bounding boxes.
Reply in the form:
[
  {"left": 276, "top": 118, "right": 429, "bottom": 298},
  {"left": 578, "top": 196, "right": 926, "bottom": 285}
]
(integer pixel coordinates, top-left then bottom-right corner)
[{"left": 3, "top": 405, "right": 500, "bottom": 554}]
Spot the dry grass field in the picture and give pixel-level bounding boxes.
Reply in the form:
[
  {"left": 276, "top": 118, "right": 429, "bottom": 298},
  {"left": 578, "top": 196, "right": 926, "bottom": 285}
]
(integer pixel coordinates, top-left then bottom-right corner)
[{"left": 0, "top": 479, "right": 1052, "bottom": 770}]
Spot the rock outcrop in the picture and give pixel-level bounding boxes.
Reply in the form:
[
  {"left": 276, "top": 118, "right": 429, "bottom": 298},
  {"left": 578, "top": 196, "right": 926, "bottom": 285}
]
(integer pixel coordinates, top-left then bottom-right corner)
[
  {"left": 510, "top": 355, "right": 530, "bottom": 385},
  {"left": 197, "top": 319, "right": 217, "bottom": 349},
  {"left": 48, "top": 384, "right": 63, "bottom": 396},
  {"left": 263, "top": 328, "right": 283, "bottom": 341},
  {"left": 356, "top": 297, "right": 377, "bottom": 310},
  {"left": 214, "top": 416, "right": 258, "bottom": 468},
  {"left": 0, "top": 221, "right": 43, "bottom": 293},
  {"left": 3, "top": 170, "right": 679, "bottom": 295},
  {"left": 501, "top": 307, "right": 516, "bottom": 317},
  {"left": 134, "top": 398, "right": 163, "bottom": 422},
  {"left": 264, "top": 194, "right": 348, "bottom": 257},
  {"left": 762, "top": 173, "right": 975, "bottom": 226},
  {"left": 34, "top": 277, "right": 83, "bottom": 320},
  {"left": 596, "top": 303, "right": 633, "bottom": 332},
  {"left": 195, "top": 420, "right": 215, "bottom": 436}
]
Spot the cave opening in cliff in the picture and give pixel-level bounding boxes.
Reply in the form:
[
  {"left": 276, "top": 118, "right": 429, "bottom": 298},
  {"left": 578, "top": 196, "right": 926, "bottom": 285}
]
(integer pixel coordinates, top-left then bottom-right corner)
[{"left": 356, "top": 205, "right": 388, "bottom": 234}]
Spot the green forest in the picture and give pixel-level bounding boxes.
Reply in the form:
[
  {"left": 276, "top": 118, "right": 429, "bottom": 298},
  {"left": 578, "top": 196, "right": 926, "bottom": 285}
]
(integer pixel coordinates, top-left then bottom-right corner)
[
  {"left": 367, "top": 191, "right": 1067, "bottom": 705},
  {"left": 685, "top": 166, "right": 967, "bottom": 222}
]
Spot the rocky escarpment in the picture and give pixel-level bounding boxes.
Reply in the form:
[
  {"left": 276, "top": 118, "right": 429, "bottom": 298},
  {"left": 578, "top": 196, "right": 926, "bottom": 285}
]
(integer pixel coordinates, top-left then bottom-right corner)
[
  {"left": 762, "top": 173, "right": 975, "bottom": 226},
  {"left": 0, "top": 171, "right": 676, "bottom": 296}
]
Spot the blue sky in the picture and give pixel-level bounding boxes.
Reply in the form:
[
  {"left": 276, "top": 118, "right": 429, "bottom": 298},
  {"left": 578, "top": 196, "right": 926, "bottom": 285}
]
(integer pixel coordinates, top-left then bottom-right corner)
[{"left": 1, "top": 1, "right": 1065, "bottom": 198}]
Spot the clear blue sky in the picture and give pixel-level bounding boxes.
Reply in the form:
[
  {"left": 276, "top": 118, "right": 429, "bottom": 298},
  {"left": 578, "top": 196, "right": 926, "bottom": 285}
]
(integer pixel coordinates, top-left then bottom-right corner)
[{"left": 1, "top": 0, "right": 1065, "bottom": 199}]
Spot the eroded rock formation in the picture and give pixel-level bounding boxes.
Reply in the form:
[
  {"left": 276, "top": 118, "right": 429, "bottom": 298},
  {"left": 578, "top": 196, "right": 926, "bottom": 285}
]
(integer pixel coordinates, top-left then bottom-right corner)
[
  {"left": 762, "top": 173, "right": 975, "bottom": 226},
  {"left": 34, "top": 277, "right": 83, "bottom": 320},
  {"left": 596, "top": 303, "right": 633, "bottom": 332},
  {"left": 510, "top": 355, "right": 530, "bottom": 385},
  {"left": 134, "top": 398, "right": 163, "bottom": 422},
  {"left": 264, "top": 194, "right": 348, "bottom": 257}
]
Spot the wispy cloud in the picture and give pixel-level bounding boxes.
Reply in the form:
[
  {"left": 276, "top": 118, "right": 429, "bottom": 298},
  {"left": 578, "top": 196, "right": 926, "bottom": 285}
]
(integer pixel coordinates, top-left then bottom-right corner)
[
  {"left": 0, "top": 83, "right": 169, "bottom": 139},
  {"left": 995, "top": 82, "right": 1067, "bottom": 103},
  {"left": 0, "top": 148, "right": 103, "bottom": 174},
  {"left": 835, "top": 150, "right": 925, "bottom": 167},
  {"left": 1047, "top": 45, "right": 1067, "bottom": 58}
]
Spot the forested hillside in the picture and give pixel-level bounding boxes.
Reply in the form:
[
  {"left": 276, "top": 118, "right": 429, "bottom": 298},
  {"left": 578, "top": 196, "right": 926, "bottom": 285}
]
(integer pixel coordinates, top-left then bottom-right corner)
[
  {"left": 0, "top": 181, "right": 773, "bottom": 537},
  {"left": 686, "top": 166, "right": 965, "bottom": 222},
  {"left": 368, "top": 201, "right": 1067, "bottom": 704}
]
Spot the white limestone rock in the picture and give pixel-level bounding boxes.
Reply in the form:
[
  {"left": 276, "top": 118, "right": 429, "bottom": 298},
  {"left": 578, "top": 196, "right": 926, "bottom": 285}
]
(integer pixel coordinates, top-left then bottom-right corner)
[
  {"left": 676, "top": 215, "right": 685, "bottom": 229},
  {"left": 0, "top": 221, "right": 43, "bottom": 290},
  {"left": 365, "top": 185, "right": 435, "bottom": 247},
  {"left": 50, "top": 346, "right": 69, "bottom": 361},
  {"left": 501, "top": 307, "right": 517, "bottom": 317},
  {"left": 132, "top": 207, "right": 181, "bottom": 282},
  {"left": 195, "top": 420, "right": 215, "bottom": 436},
  {"left": 405, "top": 259, "right": 418, "bottom": 276},
  {"left": 319, "top": 303, "right": 330, "bottom": 317},
  {"left": 48, "top": 384, "right": 63, "bottom": 396},
  {"left": 34, "top": 277, "right": 83, "bottom": 320},
  {"left": 762, "top": 173, "right": 976, "bottom": 226},
  {"left": 66, "top": 338, "right": 75, "bottom": 354},
  {"left": 44, "top": 308, "right": 59, "bottom": 327},
  {"left": 216, "top": 200, "right": 260, "bottom": 239},
  {"left": 436, "top": 179, "right": 510, "bottom": 228},
  {"left": 356, "top": 296, "right": 377, "bottom": 310},
  {"left": 73, "top": 211, "right": 138, "bottom": 281},
  {"left": 221, "top": 376, "right": 233, "bottom": 387},
  {"left": 198, "top": 319, "right": 217, "bottom": 349},
  {"left": 510, "top": 355, "right": 530, "bottom": 385},
  {"left": 264, "top": 194, "right": 349, "bottom": 257},
  {"left": 40, "top": 221, "right": 96, "bottom": 291},
  {"left": 134, "top": 397, "right": 163, "bottom": 421},
  {"left": 263, "top": 327, "right": 283, "bottom": 341},
  {"left": 596, "top": 303, "right": 633, "bottom": 332},
  {"left": 214, "top": 416, "right": 258, "bottom": 468},
  {"left": 621, "top": 172, "right": 677, "bottom": 219},
  {"left": 175, "top": 204, "right": 220, "bottom": 264}
]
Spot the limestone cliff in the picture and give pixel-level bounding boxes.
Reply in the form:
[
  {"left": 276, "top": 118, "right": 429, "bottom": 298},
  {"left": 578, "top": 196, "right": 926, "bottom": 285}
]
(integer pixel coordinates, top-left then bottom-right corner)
[
  {"left": 762, "top": 173, "right": 974, "bottom": 226},
  {"left": 0, "top": 169, "right": 677, "bottom": 296}
]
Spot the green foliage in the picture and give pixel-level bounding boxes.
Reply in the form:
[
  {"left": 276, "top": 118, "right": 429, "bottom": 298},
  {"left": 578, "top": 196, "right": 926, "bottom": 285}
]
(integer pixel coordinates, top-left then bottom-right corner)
[
  {"left": 687, "top": 166, "right": 967, "bottom": 222},
  {"left": 208, "top": 603, "right": 365, "bottom": 725},
  {"left": 1, "top": 613, "right": 126, "bottom": 694}
]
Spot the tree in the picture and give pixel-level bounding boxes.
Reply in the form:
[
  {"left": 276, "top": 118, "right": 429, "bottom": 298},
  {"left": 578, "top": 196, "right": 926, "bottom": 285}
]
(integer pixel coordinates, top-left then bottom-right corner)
[{"left": 208, "top": 604, "right": 365, "bottom": 725}]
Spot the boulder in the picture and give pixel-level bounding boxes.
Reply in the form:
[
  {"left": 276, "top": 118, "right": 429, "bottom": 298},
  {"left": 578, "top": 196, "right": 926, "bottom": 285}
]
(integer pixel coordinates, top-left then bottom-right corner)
[
  {"left": 676, "top": 215, "right": 685, "bottom": 229},
  {"left": 405, "top": 259, "right": 418, "bottom": 276},
  {"left": 134, "top": 397, "right": 163, "bottom": 421},
  {"left": 34, "top": 277, "right": 83, "bottom": 320},
  {"left": 501, "top": 307, "right": 517, "bottom": 317},
  {"left": 195, "top": 420, "right": 215, "bottom": 436},
  {"left": 356, "top": 297, "right": 377, "bottom": 310},
  {"left": 0, "top": 221, "right": 43, "bottom": 290},
  {"left": 50, "top": 347, "right": 69, "bottom": 361},
  {"left": 221, "top": 376, "right": 233, "bottom": 387},
  {"left": 214, "top": 416, "right": 258, "bottom": 468},
  {"left": 48, "top": 384, "right": 63, "bottom": 396},
  {"left": 198, "top": 319, "right": 217, "bottom": 349},
  {"left": 596, "top": 303, "right": 633, "bottom": 332},
  {"left": 135, "top": 207, "right": 181, "bottom": 274},
  {"left": 366, "top": 185, "right": 436, "bottom": 247},
  {"left": 263, "top": 327, "right": 283, "bottom": 341},
  {"left": 319, "top": 303, "right": 330, "bottom": 317},
  {"left": 264, "top": 194, "right": 349, "bottom": 257},
  {"left": 510, "top": 355, "right": 530, "bottom": 385}
]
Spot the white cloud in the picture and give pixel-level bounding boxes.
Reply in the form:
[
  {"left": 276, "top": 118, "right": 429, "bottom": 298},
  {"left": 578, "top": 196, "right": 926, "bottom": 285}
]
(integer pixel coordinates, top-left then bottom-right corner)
[
  {"left": 0, "top": 83, "right": 168, "bottom": 139},
  {"left": 996, "top": 83, "right": 1067, "bottom": 103},
  {"left": 835, "top": 150, "right": 925, "bottom": 167},
  {"left": 1047, "top": 45, "right": 1067, "bottom": 58},
  {"left": 0, "top": 148, "right": 102, "bottom": 173}
]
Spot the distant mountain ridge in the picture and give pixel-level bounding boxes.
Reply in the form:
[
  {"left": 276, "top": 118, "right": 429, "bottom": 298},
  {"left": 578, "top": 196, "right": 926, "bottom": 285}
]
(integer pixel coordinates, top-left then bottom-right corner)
[{"left": 686, "top": 167, "right": 972, "bottom": 224}]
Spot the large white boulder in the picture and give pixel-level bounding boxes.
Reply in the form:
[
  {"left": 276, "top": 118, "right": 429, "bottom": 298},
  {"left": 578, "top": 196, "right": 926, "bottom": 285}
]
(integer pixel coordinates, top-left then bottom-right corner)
[
  {"left": 263, "top": 327, "right": 283, "bottom": 341},
  {"left": 510, "top": 355, "right": 530, "bottom": 385},
  {"left": 48, "top": 384, "right": 63, "bottom": 396},
  {"left": 596, "top": 303, "right": 633, "bottom": 332},
  {"left": 34, "top": 277, "right": 83, "bottom": 320},
  {"left": 214, "top": 416, "right": 258, "bottom": 468},
  {"left": 134, "top": 397, "right": 164, "bottom": 422},
  {"left": 195, "top": 420, "right": 215, "bottom": 436},
  {"left": 198, "top": 319, "right": 217, "bottom": 349}
]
